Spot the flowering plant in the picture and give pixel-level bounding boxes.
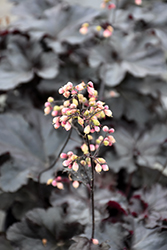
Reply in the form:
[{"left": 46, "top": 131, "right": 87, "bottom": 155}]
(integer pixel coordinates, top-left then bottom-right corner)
[{"left": 44, "top": 81, "right": 115, "bottom": 244}]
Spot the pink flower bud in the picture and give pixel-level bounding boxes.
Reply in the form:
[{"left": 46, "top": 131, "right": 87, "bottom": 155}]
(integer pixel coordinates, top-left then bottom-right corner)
[
  {"left": 94, "top": 126, "right": 100, "bottom": 132},
  {"left": 108, "top": 3, "right": 116, "bottom": 9},
  {"left": 52, "top": 180, "right": 57, "bottom": 186},
  {"left": 54, "top": 122, "right": 60, "bottom": 129},
  {"left": 135, "top": 0, "right": 142, "bottom": 5},
  {"left": 109, "top": 128, "right": 115, "bottom": 133},
  {"left": 47, "top": 97, "right": 54, "bottom": 102},
  {"left": 95, "top": 164, "right": 102, "bottom": 173},
  {"left": 63, "top": 91, "right": 70, "bottom": 98},
  {"left": 92, "top": 239, "right": 99, "bottom": 245},
  {"left": 87, "top": 86, "right": 95, "bottom": 96},
  {"left": 45, "top": 102, "right": 51, "bottom": 107},
  {"left": 51, "top": 110, "right": 58, "bottom": 116},
  {"left": 102, "top": 164, "right": 109, "bottom": 171},
  {"left": 67, "top": 151, "right": 73, "bottom": 156},
  {"left": 60, "top": 115, "right": 68, "bottom": 122},
  {"left": 44, "top": 106, "right": 51, "bottom": 115},
  {"left": 102, "top": 126, "right": 109, "bottom": 132},
  {"left": 79, "top": 26, "right": 88, "bottom": 35},
  {"left": 72, "top": 162, "right": 79, "bottom": 172},
  {"left": 75, "top": 83, "right": 84, "bottom": 91},
  {"left": 60, "top": 153, "right": 67, "bottom": 159},
  {"left": 103, "top": 29, "right": 112, "bottom": 38},
  {"left": 56, "top": 176, "right": 62, "bottom": 181},
  {"left": 104, "top": 109, "right": 112, "bottom": 117},
  {"left": 56, "top": 182, "right": 64, "bottom": 189},
  {"left": 88, "top": 81, "right": 94, "bottom": 88},
  {"left": 73, "top": 180, "right": 79, "bottom": 189},
  {"left": 90, "top": 144, "right": 95, "bottom": 151},
  {"left": 66, "top": 82, "right": 73, "bottom": 90},
  {"left": 63, "top": 160, "right": 71, "bottom": 166},
  {"left": 70, "top": 103, "right": 76, "bottom": 108},
  {"left": 64, "top": 122, "right": 71, "bottom": 131},
  {"left": 59, "top": 87, "right": 64, "bottom": 94},
  {"left": 71, "top": 89, "right": 77, "bottom": 95},
  {"left": 53, "top": 116, "right": 60, "bottom": 123}
]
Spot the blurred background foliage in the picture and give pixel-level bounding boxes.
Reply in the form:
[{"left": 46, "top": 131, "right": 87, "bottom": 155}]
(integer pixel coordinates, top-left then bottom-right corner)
[{"left": 0, "top": 0, "right": 167, "bottom": 249}]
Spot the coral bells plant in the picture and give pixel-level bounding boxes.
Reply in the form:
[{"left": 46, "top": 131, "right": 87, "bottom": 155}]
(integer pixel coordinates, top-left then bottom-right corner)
[{"left": 44, "top": 81, "right": 115, "bottom": 244}]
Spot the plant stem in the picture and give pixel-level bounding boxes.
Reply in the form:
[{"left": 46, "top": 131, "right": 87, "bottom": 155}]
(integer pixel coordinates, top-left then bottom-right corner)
[{"left": 86, "top": 134, "right": 95, "bottom": 239}]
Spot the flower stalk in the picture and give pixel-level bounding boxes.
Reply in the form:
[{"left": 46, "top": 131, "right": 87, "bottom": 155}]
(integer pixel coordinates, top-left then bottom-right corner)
[{"left": 44, "top": 81, "right": 115, "bottom": 242}]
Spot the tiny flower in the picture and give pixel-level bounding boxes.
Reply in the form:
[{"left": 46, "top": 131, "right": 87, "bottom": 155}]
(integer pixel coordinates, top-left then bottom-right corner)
[
  {"left": 95, "top": 164, "right": 102, "bottom": 173},
  {"left": 56, "top": 176, "right": 62, "bottom": 181},
  {"left": 72, "top": 162, "right": 79, "bottom": 172},
  {"left": 73, "top": 180, "right": 79, "bottom": 189},
  {"left": 103, "top": 126, "right": 109, "bottom": 132},
  {"left": 52, "top": 180, "right": 57, "bottom": 186},
  {"left": 88, "top": 81, "right": 94, "bottom": 88},
  {"left": 54, "top": 122, "right": 60, "bottom": 129},
  {"left": 92, "top": 119, "right": 100, "bottom": 126},
  {"left": 103, "top": 29, "right": 112, "bottom": 38},
  {"left": 96, "top": 25, "right": 102, "bottom": 31},
  {"left": 63, "top": 91, "right": 70, "bottom": 98},
  {"left": 71, "top": 89, "right": 77, "bottom": 95},
  {"left": 75, "top": 83, "right": 85, "bottom": 91},
  {"left": 71, "top": 154, "right": 78, "bottom": 161},
  {"left": 47, "top": 178, "right": 53, "bottom": 185},
  {"left": 60, "top": 115, "right": 68, "bottom": 122},
  {"left": 47, "top": 97, "right": 54, "bottom": 102},
  {"left": 64, "top": 122, "right": 71, "bottom": 131},
  {"left": 84, "top": 125, "right": 90, "bottom": 134},
  {"left": 63, "top": 160, "right": 71, "bottom": 166},
  {"left": 108, "top": 3, "right": 116, "bottom": 9},
  {"left": 108, "top": 135, "right": 116, "bottom": 144},
  {"left": 90, "top": 144, "right": 95, "bottom": 151},
  {"left": 45, "top": 102, "right": 51, "bottom": 107},
  {"left": 53, "top": 116, "right": 60, "bottom": 123},
  {"left": 80, "top": 160, "right": 86, "bottom": 165},
  {"left": 102, "top": 164, "right": 109, "bottom": 171},
  {"left": 44, "top": 106, "right": 51, "bottom": 115},
  {"left": 104, "top": 109, "right": 112, "bottom": 117},
  {"left": 88, "top": 135, "right": 93, "bottom": 140},
  {"left": 94, "top": 126, "right": 100, "bottom": 132},
  {"left": 51, "top": 110, "right": 58, "bottom": 116},
  {"left": 60, "top": 153, "right": 67, "bottom": 159},
  {"left": 59, "top": 87, "right": 64, "bottom": 94},
  {"left": 135, "top": 0, "right": 142, "bottom": 5},
  {"left": 78, "top": 117, "right": 84, "bottom": 126},
  {"left": 64, "top": 100, "right": 70, "bottom": 107},
  {"left": 101, "top": 2, "right": 106, "bottom": 8},
  {"left": 109, "top": 128, "right": 115, "bottom": 133},
  {"left": 53, "top": 105, "right": 60, "bottom": 111},
  {"left": 97, "top": 158, "right": 106, "bottom": 163},
  {"left": 66, "top": 82, "right": 73, "bottom": 90},
  {"left": 67, "top": 151, "right": 73, "bottom": 156},
  {"left": 72, "top": 98, "right": 78, "bottom": 106},
  {"left": 92, "top": 238, "right": 99, "bottom": 245},
  {"left": 79, "top": 26, "right": 88, "bottom": 35},
  {"left": 103, "top": 140, "right": 109, "bottom": 146},
  {"left": 81, "top": 143, "right": 89, "bottom": 154},
  {"left": 87, "top": 86, "right": 95, "bottom": 96},
  {"left": 56, "top": 182, "right": 64, "bottom": 189}
]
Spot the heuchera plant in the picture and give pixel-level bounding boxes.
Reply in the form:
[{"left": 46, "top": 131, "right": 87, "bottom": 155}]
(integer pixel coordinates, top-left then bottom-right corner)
[{"left": 44, "top": 81, "right": 115, "bottom": 245}]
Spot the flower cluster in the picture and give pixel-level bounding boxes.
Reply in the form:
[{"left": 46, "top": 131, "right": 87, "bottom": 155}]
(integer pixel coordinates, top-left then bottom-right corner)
[
  {"left": 101, "top": 0, "right": 116, "bottom": 10},
  {"left": 44, "top": 81, "right": 115, "bottom": 176},
  {"left": 79, "top": 22, "right": 113, "bottom": 38}
]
